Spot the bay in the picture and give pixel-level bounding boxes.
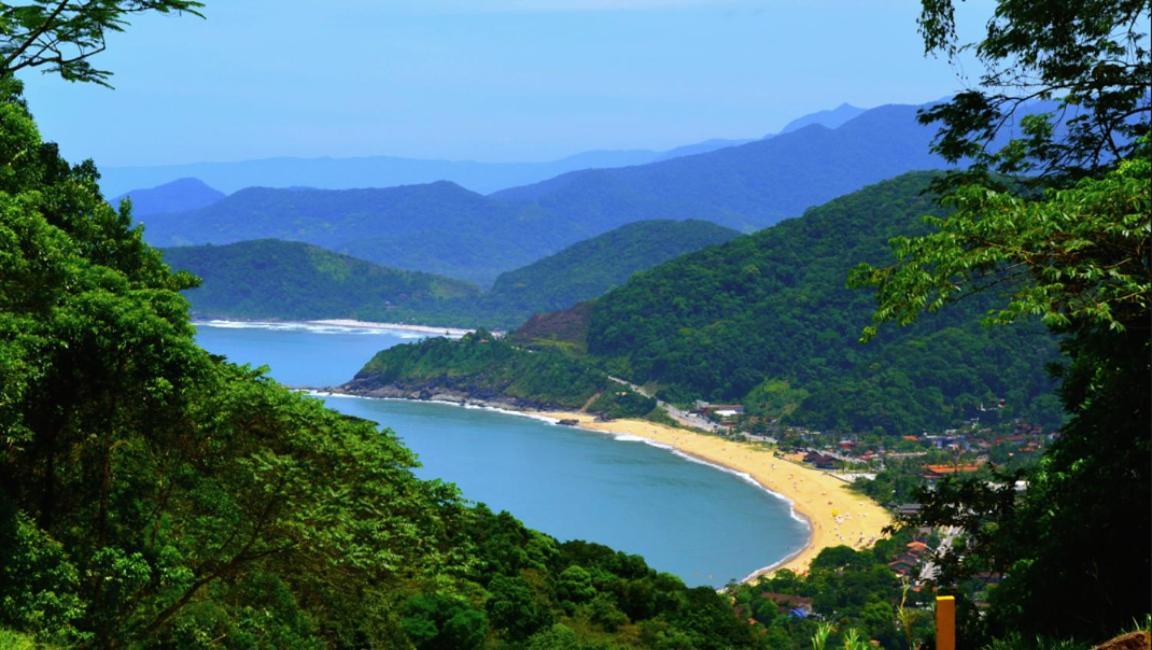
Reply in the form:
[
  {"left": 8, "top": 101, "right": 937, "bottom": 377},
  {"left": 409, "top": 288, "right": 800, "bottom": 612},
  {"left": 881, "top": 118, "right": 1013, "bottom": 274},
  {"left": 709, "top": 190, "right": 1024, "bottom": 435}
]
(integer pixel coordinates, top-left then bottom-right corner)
[{"left": 195, "top": 321, "right": 808, "bottom": 587}]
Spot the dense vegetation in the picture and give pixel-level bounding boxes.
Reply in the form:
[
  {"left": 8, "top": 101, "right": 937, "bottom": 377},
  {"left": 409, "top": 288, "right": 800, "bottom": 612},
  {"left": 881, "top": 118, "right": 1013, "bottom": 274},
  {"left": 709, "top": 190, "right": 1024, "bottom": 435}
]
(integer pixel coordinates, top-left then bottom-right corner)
[
  {"left": 480, "top": 220, "right": 739, "bottom": 324},
  {"left": 157, "top": 221, "right": 736, "bottom": 329},
  {"left": 861, "top": 0, "right": 1151, "bottom": 643},
  {"left": 346, "top": 331, "right": 657, "bottom": 419},
  {"left": 583, "top": 172, "right": 1062, "bottom": 434},
  {"left": 161, "top": 239, "right": 479, "bottom": 322}
]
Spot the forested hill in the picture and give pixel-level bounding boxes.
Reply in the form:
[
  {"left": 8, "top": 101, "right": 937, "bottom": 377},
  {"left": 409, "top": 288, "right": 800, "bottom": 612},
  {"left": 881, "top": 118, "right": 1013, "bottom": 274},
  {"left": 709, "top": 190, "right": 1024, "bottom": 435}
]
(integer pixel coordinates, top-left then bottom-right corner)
[
  {"left": 537, "top": 172, "right": 1063, "bottom": 435},
  {"left": 478, "top": 220, "right": 740, "bottom": 324},
  {"left": 345, "top": 331, "right": 658, "bottom": 419},
  {"left": 158, "top": 222, "right": 740, "bottom": 329},
  {"left": 140, "top": 181, "right": 560, "bottom": 285},
  {"left": 161, "top": 240, "right": 479, "bottom": 321}
]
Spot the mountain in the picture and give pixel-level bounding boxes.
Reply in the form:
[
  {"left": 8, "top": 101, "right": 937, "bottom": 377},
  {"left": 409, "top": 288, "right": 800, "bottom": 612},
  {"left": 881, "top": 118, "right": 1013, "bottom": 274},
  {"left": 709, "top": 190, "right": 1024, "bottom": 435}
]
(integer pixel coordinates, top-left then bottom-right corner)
[
  {"left": 490, "top": 103, "right": 951, "bottom": 233},
  {"left": 344, "top": 330, "right": 656, "bottom": 419},
  {"left": 479, "top": 220, "right": 740, "bottom": 323},
  {"left": 142, "top": 181, "right": 561, "bottom": 285},
  {"left": 161, "top": 239, "right": 479, "bottom": 321},
  {"left": 779, "top": 103, "right": 866, "bottom": 133},
  {"left": 158, "top": 221, "right": 739, "bottom": 329},
  {"left": 98, "top": 102, "right": 871, "bottom": 196},
  {"left": 110, "top": 177, "right": 224, "bottom": 217},
  {"left": 143, "top": 103, "right": 947, "bottom": 285},
  {"left": 497, "top": 172, "right": 1062, "bottom": 436}
]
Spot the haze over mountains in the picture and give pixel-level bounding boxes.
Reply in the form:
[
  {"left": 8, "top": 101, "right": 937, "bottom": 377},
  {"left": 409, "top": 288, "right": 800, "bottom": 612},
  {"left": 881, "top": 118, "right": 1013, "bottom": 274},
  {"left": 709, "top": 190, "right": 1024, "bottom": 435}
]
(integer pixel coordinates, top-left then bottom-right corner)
[
  {"left": 101, "top": 138, "right": 752, "bottom": 198},
  {"left": 139, "top": 102, "right": 949, "bottom": 285},
  {"left": 101, "top": 103, "right": 865, "bottom": 197},
  {"left": 112, "top": 177, "right": 224, "bottom": 218}
]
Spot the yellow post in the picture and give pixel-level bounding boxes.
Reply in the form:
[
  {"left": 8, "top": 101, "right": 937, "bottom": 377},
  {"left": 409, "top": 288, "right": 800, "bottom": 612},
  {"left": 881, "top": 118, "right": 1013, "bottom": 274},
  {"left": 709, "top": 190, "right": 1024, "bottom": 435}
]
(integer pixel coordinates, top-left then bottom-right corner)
[{"left": 935, "top": 595, "right": 956, "bottom": 650}]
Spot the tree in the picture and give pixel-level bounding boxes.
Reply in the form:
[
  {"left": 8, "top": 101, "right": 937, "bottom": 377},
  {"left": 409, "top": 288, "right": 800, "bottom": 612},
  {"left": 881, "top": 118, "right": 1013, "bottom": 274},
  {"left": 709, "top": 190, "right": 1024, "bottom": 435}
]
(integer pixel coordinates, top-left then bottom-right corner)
[
  {"left": 916, "top": 0, "right": 1150, "bottom": 182},
  {"left": 852, "top": 0, "right": 1151, "bottom": 642},
  {"left": 0, "top": 0, "right": 203, "bottom": 85}
]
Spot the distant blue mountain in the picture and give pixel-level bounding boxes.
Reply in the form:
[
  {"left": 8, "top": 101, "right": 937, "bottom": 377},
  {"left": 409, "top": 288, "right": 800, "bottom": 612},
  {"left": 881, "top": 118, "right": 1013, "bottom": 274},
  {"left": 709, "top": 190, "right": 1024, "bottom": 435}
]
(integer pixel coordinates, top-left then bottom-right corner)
[
  {"left": 144, "top": 102, "right": 947, "bottom": 285},
  {"left": 110, "top": 177, "right": 224, "bottom": 217},
  {"left": 779, "top": 103, "right": 865, "bottom": 133},
  {"left": 490, "top": 103, "right": 952, "bottom": 232},
  {"left": 101, "top": 103, "right": 868, "bottom": 197}
]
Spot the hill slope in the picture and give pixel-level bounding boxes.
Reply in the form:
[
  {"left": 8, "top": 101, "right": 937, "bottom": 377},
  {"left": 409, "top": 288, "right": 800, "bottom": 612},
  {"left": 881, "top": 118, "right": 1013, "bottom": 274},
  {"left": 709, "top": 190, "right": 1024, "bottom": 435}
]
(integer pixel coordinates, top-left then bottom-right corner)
[
  {"left": 159, "top": 221, "right": 740, "bottom": 329},
  {"left": 478, "top": 220, "right": 740, "bottom": 324},
  {"left": 162, "top": 239, "right": 479, "bottom": 321},
  {"left": 582, "top": 172, "right": 1061, "bottom": 434},
  {"left": 344, "top": 330, "right": 656, "bottom": 419}
]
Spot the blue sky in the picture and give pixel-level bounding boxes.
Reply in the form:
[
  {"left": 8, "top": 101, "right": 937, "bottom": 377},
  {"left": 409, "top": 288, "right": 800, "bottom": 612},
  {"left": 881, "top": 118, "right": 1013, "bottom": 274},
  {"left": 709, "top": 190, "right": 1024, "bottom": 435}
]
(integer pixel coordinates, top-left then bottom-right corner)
[{"left": 21, "top": 0, "right": 993, "bottom": 166}]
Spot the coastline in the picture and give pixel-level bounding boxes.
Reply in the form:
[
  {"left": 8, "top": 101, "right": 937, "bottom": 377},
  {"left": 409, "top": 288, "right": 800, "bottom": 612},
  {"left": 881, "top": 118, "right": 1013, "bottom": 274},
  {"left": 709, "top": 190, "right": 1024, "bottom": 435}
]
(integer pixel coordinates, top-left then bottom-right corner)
[
  {"left": 321, "top": 389, "right": 892, "bottom": 580},
  {"left": 533, "top": 411, "right": 893, "bottom": 578}
]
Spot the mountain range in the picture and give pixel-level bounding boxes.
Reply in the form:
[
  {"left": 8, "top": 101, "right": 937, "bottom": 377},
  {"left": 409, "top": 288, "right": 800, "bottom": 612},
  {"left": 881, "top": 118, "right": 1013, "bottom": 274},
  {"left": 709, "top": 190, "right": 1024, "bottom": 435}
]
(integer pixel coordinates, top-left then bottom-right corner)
[
  {"left": 100, "top": 138, "right": 752, "bottom": 198},
  {"left": 140, "top": 102, "right": 950, "bottom": 285},
  {"left": 100, "top": 104, "right": 868, "bottom": 197}
]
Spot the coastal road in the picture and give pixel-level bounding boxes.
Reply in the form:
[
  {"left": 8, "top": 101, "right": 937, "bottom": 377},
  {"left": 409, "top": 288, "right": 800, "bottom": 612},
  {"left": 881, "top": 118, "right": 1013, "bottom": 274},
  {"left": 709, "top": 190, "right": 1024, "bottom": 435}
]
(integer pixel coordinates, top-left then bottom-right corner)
[{"left": 607, "top": 376, "right": 723, "bottom": 433}]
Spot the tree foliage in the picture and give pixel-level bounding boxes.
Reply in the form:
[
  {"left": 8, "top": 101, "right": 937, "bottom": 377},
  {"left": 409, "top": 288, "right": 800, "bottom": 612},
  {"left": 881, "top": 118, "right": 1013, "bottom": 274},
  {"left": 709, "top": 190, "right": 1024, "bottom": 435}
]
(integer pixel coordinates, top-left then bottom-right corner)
[
  {"left": 346, "top": 330, "right": 658, "bottom": 419},
  {"left": 917, "top": 0, "right": 1150, "bottom": 180},
  {"left": 0, "top": 0, "right": 203, "bottom": 84},
  {"left": 855, "top": 0, "right": 1152, "bottom": 641}
]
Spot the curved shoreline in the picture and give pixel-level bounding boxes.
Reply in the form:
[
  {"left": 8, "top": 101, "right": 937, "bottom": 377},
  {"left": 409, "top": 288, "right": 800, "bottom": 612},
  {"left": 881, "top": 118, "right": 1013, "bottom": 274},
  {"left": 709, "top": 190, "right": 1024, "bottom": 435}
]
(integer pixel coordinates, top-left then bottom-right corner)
[
  {"left": 532, "top": 411, "right": 892, "bottom": 578},
  {"left": 313, "top": 390, "right": 892, "bottom": 580}
]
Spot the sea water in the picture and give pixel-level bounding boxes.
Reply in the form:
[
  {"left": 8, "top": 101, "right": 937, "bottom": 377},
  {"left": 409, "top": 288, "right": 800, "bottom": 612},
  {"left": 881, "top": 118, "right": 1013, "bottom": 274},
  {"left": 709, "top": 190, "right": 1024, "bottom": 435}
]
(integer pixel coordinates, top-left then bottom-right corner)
[{"left": 195, "top": 321, "right": 808, "bottom": 587}]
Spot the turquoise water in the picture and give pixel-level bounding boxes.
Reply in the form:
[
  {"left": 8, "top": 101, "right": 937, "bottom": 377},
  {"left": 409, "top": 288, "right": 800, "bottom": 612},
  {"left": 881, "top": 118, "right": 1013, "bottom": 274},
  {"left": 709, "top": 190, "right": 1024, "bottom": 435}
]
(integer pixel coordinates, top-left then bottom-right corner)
[{"left": 194, "top": 321, "right": 808, "bottom": 587}]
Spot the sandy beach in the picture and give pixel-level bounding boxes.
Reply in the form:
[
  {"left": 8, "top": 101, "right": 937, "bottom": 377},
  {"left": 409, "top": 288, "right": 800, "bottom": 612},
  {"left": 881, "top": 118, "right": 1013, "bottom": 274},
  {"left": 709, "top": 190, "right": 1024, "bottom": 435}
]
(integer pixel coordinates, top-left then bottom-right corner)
[{"left": 537, "top": 411, "right": 893, "bottom": 579}]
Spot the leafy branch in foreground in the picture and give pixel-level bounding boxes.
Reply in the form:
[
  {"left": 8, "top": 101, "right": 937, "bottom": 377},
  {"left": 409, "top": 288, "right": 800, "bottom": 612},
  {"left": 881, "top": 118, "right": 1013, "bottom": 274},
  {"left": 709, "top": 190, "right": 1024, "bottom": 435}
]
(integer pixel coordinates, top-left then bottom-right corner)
[
  {"left": 852, "top": 153, "right": 1151, "bottom": 340},
  {"left": 855, "top": 150, "right": 1150, "bottom": 641},
  {"left": 917, "top": 0, "right": 1150, "bottom": 181},
  {"left": 0, "top": 0, "right": 204, "bottom": 84}
]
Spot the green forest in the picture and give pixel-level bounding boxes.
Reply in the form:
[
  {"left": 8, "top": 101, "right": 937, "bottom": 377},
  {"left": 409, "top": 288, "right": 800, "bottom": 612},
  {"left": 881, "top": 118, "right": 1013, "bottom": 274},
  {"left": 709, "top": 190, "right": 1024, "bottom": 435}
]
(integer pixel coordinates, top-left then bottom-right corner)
[
  {"left": 161, "top": 239, "right": 478, "bottom": 322},
  {"left": 346, "top": 331, "right": 657, "bottom": 420},
  {"left": 161, "top": 220, "right": 739, "bottom": 330}
]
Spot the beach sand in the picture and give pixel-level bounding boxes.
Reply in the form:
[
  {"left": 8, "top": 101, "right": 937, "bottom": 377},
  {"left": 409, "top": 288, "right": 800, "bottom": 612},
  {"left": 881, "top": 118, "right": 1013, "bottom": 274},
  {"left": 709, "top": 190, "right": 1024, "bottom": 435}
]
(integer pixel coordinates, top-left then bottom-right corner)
[{"left": 537, "top": 411, "right": 893, "bottom": 580}]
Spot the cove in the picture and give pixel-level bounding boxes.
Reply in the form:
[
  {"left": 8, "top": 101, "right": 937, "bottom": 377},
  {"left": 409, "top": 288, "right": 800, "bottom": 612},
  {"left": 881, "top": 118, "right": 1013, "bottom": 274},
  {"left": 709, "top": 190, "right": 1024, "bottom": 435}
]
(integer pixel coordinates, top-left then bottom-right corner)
[{"left": 194, "top": 321, "right": 808, "bottom": 587}]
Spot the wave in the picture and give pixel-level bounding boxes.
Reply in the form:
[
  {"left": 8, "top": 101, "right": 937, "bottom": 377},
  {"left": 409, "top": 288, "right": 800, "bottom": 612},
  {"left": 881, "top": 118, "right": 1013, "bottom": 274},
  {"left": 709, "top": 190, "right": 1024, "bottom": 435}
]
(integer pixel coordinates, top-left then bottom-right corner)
[{"left": 195, "top": 319, "right": 427, "bottom": 338}]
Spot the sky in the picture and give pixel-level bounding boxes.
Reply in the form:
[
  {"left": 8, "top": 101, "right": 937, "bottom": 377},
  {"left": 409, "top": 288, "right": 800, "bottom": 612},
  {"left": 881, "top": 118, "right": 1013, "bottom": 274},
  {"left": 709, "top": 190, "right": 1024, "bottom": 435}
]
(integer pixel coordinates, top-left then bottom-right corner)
[{"left": 20, "top": 0, "right": 994, "bottom": 167}]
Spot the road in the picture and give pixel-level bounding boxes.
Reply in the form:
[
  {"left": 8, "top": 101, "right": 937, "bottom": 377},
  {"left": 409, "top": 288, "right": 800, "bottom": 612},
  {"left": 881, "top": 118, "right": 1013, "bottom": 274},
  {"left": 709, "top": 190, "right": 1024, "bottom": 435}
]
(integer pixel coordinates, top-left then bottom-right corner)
[{"left": 607, "top": 375, "right": 723, "bottom": 433}]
